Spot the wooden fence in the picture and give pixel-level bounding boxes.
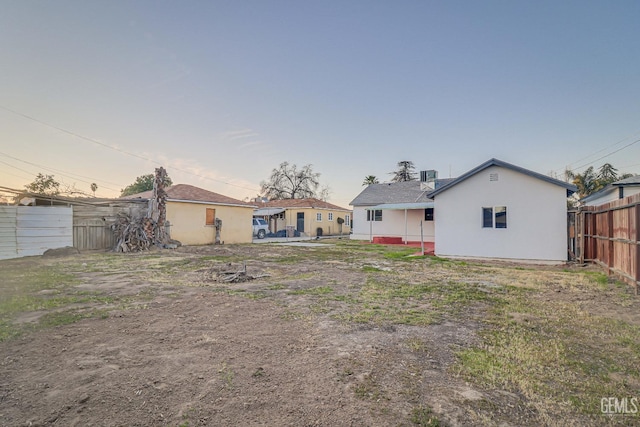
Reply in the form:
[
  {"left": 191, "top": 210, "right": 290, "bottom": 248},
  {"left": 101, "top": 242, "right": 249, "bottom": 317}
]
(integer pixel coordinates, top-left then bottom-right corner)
[
  {"left": 72, "top": 203, "right": 147, "bottom": 250},
  {"left": 580, "top": 193, "right": 640, "bottom": 292}
]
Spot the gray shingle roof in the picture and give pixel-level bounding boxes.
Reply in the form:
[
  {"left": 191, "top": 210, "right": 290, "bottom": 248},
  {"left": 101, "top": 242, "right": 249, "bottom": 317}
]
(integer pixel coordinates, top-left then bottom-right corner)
[
  {"left": 350, "top": 181, "right": 436, "bottom": 206},
  {"left": 614, "top": 175, "right": 640, "bottom": 185}
]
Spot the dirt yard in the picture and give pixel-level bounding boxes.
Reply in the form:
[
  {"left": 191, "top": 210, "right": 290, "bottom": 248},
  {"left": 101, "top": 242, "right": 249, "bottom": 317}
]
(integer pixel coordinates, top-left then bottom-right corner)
[{"left": 1, "top": 240, "right": 638, "bottom": 426}]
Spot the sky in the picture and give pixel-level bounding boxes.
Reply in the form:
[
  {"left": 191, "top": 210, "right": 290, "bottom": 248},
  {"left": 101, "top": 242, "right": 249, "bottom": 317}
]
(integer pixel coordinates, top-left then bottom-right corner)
[{"left": 1, "top": 0, "right": 640, "bottom": 208}]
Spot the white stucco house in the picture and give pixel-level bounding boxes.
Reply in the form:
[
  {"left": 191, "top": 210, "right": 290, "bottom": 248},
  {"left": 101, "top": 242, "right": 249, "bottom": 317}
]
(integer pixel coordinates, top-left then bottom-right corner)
[
  {"left": 350, "top": 159, "right": 577, "bottom": 263},
  {"left": 428, "top": 159, "right": 577, "bottom": 263},
  {"left": 580, "top": 175, "right": 640, "bottom": 207},
  {"left": 349, "top": 177, "right": 453, "bottom": 243}
]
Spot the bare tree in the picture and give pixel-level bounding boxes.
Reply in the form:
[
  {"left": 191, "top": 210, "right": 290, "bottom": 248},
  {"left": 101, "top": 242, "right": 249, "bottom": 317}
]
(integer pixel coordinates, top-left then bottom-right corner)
[
  {"left": 390, "top": 161, "right": 417, "bottom": 182},
  {"left": 318, "top": 185, "right": 332, "bottom": 202},
  {"left": 260, "top": 162, "right": 321, "bottom": 199}
]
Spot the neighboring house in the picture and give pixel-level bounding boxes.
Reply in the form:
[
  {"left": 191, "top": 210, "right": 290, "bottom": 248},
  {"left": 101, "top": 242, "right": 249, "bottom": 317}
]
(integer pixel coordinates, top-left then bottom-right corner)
[
  {"left": 254, "top": 198, "right": 352, "bottom": 237},
  {"left": 349, "top": 177, "right": 453, "bottom": 243},
  {"left": 123, "top": 184, "right": 255, "bottom": 245},
  {"left": 428, "top": 158, "right": 577, "bottom": 263},
  {"left": 580, "top": 175, "right": 640, "bottom": 206}
]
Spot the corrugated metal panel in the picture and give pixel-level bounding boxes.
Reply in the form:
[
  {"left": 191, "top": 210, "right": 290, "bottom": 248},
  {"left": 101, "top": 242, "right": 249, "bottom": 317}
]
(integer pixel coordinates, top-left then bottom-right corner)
[
  {"left": 0, "top": 206, "right": 18, "bottom": 260},
  {"left": 0, "top": 206, "right": 73, "bottom": 260},
  {"left": 16, "top": 206, "right": 72, "bottom": 257}
]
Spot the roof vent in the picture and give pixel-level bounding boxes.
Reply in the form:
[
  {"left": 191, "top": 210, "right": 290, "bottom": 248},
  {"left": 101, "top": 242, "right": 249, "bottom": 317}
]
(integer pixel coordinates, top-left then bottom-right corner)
[{"left": 489, "top": 173, "right": 499, "bottom": 182}]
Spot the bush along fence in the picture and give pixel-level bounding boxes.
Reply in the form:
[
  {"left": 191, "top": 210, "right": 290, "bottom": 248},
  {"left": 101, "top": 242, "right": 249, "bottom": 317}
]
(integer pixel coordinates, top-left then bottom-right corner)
[{"left": 579, "top": 192, "right": 640, "bottom": 294}]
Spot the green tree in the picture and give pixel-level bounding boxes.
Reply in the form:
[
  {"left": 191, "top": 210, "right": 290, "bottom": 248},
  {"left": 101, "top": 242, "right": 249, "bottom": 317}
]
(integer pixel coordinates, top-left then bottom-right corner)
[
  {"left": 362, "top": 175, "right": 379, "bottom": 186},
  {"left": 597, "top": 163, "right": 618, "bottom": 185},
  {"left": 25, "top": 173, "right": 60, "bottom": 196},
  {"left": 390, "top": 161, "right": 417, "bottom": 182},
  {"left": 260, "top": 162, "right": 321, "bottom": 199},
  {"left": 121, "top": 173, "right": 172, "bottom": 197},
  {"left": 567, "top": 166, "right": 598, "bottom": 199}
]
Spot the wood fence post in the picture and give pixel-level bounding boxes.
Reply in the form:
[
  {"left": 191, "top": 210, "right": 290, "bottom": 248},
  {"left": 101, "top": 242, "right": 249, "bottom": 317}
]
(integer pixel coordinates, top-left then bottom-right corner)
[
  {"left": 636, "top": 203, "right": 640, "bottom": 295},
  {"left": 607, "top": 209, "right": 614, "bottom": 276}
]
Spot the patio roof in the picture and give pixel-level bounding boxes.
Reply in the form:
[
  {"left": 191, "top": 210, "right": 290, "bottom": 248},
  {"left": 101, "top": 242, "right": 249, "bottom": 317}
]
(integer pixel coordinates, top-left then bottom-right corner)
[
  {"left": 254, "top": 207, "right": 286, "bottom": 216},
  {"left": 366, "top": 202, "right": 434, "bottom": 210}
]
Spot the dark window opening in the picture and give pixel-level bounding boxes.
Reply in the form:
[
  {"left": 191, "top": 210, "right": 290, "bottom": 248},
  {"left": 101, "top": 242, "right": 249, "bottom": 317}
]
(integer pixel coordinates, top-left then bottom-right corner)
[
  {"left": 367, "top": 209, "right": 382, "bottom": 221},
  {"left": 482, "top": 207, "right": 493, "bottom": 228},
  {"left": 425, "top": 208, "right": 434, "bottom": 221}
]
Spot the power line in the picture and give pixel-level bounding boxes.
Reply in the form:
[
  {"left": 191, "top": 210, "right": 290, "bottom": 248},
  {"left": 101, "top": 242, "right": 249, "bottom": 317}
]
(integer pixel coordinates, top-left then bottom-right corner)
[
  {"left": 0, "top": 152, "right": 124, "bottom": 192},
  {"left": 559, "top": 129, "right": 640, "bottom": 174},
  {"left": 1, "top": 105, "right": 261, "bottom": 193},
  {"left": 569, "top": 138, "right": 640, "bottom": 172}
]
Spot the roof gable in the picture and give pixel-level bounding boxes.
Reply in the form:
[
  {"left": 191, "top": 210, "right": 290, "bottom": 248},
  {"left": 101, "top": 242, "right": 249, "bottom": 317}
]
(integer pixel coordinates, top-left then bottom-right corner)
[
  {"left": 122, "top": 184, "right": 253, "bottom": 207},
  {"left": 427, "top": 158, "right": 577, "bottom": 198}
]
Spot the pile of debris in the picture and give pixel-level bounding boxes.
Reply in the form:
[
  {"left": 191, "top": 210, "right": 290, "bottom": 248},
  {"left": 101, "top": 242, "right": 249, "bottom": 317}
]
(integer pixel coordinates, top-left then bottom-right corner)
[
  {"left": 201, "top": 262, "right": 270, "bottom": 283},
  {"left": 113, "top": 167, "right": 170, "bottom": 253}
]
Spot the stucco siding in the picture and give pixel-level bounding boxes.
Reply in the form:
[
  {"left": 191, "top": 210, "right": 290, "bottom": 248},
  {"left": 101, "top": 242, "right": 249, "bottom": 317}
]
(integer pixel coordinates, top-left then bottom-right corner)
[
  {"left": 167, "top": 202, "right": 252, "bottom": 245},
  {"left": 269, "top": 208, "right": 351, "bottom": 237},
  {"left": 434, "top": 166, "right": 568, "bottom": 262},
  {"left": 351, "top": 206, "right": 434, "bottom": 242}
]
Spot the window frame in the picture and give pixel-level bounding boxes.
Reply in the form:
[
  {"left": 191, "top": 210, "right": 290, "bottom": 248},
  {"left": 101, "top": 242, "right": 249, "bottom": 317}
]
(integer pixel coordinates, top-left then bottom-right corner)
[
  {"left": 345, "top": 214, "right": 350, "bottom": 226},
  {"left": 328, "top": 212, "right": 333, "bottom": 221},
  {"left": 206, "top": 208, "right": 216, "bottom": 226},
  {"left": 482, "top": 206, "right": 507, "bottom": 229},
  {"left": 316, "top": 212, "right": 322, "bottom": 222},
  {"left": 367, "top": 209, "right": 382, "bottom": 221},
  {"left": 424, "top": 207, "right": 434, "bottom": 221}
]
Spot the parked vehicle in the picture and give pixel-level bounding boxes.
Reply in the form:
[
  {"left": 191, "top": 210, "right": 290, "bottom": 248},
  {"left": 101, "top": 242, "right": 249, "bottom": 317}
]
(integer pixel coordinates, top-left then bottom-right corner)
[{"left": 252, "top": 218, "right": 269, "bottom": 239}]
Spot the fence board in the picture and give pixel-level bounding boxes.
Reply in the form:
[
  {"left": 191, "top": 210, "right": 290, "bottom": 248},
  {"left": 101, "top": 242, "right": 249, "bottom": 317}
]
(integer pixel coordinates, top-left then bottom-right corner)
[{"left": 581, "top": 193, "right": 640, "bottom": 292}]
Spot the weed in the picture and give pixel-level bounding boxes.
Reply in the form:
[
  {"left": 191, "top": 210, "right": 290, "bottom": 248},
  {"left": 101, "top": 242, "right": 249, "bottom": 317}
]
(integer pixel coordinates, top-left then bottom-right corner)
[
  {"left": 218, "top": 362, "right": 234, "bottom": 389},
  {"left": 410, "top": 405, "right": 441, "bottom": 426},
  {"left": 289, "top": 286, "right": 333, "bottom": 296},
  {"left": 405, "top": 337, "right": 427, "bottom": 353}
]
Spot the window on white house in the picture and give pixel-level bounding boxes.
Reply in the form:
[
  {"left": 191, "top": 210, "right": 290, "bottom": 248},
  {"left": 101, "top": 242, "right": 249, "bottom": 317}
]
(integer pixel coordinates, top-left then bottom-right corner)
[
  {"left": 345, "top": 214, "right": 350, "bottom": 226},
  {"left": 316, "top": 212, "right": 322, "bottom": 221},
  {"left": 328, "top": 212, "right": 333, "bottom": 221},
  {"left": 495, "top": 206, "right": 507, "bottom": 228},
  {"left": 425, "top": 208, "right": 434, "bottom": 221},
  {"left": 367, "top": 210, "right": 382, "bottom": 221},
  {"left": 482, "top": 206, "right": 507, "bottom": 228}
]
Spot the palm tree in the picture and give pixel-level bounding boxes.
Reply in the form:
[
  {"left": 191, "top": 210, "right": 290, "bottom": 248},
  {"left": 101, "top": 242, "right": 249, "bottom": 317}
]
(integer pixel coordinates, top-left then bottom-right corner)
[
  {"left": 90, "top": 183, "right": 98, "bottom": 196},
  {"left": 567, "top": 167, "right": 598, "bottom": 198},
  {"left": 362, "top": 175, "right": 379, "bottom": 186}
]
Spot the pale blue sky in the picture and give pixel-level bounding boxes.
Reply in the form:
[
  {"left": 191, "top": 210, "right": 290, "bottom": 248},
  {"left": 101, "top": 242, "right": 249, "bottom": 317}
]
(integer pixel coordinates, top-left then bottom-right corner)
[{"left": 1, "top": 0, "right": 639, "bottom": 207}]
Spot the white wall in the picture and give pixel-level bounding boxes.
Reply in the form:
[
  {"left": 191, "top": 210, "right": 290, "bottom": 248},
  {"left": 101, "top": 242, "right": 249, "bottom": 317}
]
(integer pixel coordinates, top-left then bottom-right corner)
[
  {"left": 350, "top": 206, "right": 435, "bottom": 242},
  {"left": 434, "top": 166, "right": 569, "bottom": 262}
]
